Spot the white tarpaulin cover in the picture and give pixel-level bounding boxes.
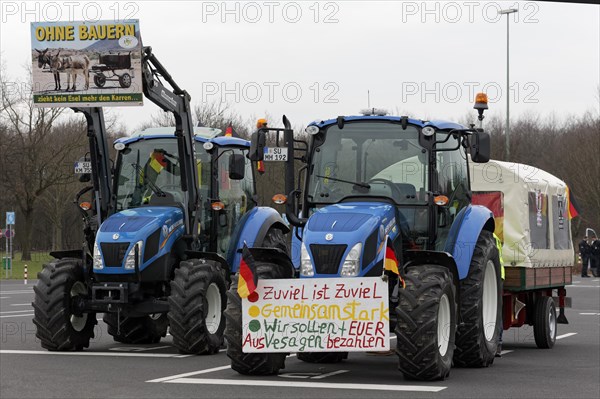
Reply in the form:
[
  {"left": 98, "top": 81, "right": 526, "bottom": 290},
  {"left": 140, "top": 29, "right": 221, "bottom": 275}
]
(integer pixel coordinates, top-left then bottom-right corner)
[{"left": 470, "top": 160, "right": 574, "bottom": 268}]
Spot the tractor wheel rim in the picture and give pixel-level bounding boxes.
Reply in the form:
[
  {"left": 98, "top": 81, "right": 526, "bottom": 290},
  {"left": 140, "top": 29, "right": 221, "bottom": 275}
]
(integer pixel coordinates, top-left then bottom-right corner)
[
  {"left": 205, "top": 283, "right": 221, "bottom": 335},
  {"left": 437, "top": 293, "right": 451, "bottom": 356},
  {"left": 70, "top": 281, "right": 88, "bottom": 332},
  {"left": 483, "top": 259, "right": 498, "bottom": 342}
]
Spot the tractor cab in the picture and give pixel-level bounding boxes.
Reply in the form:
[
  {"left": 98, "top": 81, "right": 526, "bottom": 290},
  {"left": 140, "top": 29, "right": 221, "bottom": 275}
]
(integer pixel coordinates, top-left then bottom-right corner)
[{"left": 94, "top": 127, "right": 256, "bottom": 280}]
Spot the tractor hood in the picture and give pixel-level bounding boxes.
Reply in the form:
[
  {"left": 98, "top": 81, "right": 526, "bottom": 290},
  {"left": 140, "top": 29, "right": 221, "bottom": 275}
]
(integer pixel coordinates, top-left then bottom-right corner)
[
  {"left": 94, "top": 207, "right": 184, "bottom": 273},
  {"left": 300, "top": 202, "right": 399, "bottom": 277}
]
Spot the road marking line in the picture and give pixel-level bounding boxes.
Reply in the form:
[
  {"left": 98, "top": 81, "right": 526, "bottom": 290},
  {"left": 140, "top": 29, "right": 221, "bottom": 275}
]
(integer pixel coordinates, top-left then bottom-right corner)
[
  {"left": 0, "top": 297, "right": 9, "bottom": 299},
  {"left": 147, "top": 365, "right": 232, "bottom": 383},
  {"left": 0, "top": 350, "right": 188, "bottom": 358},
  {"left": 110, "top": 346, "right": 172, "bottom": 352},
  {"left": 0, "top": 309, "right": 35, "bottom": 314},
  {"left": 579, "top": 312, "right": 600, "bottom": 316},
  {"left": 163, "top": 378, "right": 447, "bottom": 392},
  {"left": 568, "top": 285, "right": 600, "bottom": 288},
  {"left": 500, "top": 350, "right": 514, "bottom": 355},
  {"left": 556, "top": 333, "right": 577, "bottom": 340},
  {"left": 0, "top": 290, "right": 33, "bottom": 294},
  {"left": 311, "top": 370, "right": 350, "bottom": 379},
  {"left": 9, "top": 304, "right": 32, "bottom": 306},
  {"left": 0, "top": 313, "right": 33, "bottom": 318}
]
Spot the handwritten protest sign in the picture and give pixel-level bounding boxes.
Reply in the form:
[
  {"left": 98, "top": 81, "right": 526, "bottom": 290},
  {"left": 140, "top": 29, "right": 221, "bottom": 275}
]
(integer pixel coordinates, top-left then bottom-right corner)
[
  {"left": 31, "top": 20, "right": 143, "bottom": 107},
  {"left": 242, "top": 277, "right": 389, "bottom": 353}
]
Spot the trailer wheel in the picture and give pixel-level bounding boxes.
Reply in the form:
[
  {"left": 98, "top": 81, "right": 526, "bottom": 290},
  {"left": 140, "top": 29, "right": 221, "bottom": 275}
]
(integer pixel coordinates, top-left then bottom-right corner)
[
  {"left": 534, "top": 296, "right": 557, "bottom": 349},
  {"left": 103, "top": 313, "right": 168, "bottom": 344},
  {"left": 94, "top": 74, "right": 106, "bottom": 87},
  {"left": 32, "top": 258, "right": 97, "bottom": 351},
  {"left": 119, "top": 73, "right": 132, "bottom": 88},
  {"left": 396, "top": 265, "right": 457, "bottom": 381},
  {"left": 297, "top": 352, "right": 348, "bottom": 363},
  {"left": 453, "top": 230, "right": 502, "bottom": 368},
  {"left": 225, "top": 262, "right": 293, "bottom": 375},
  {"left": 168, "top": 259, "right": 227, "bottom": 354}
]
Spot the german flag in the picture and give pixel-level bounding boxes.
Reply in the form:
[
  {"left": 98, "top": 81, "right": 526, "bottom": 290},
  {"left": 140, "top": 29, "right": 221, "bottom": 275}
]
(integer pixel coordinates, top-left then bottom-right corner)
[
  {"left": 149, "top": 150, "right": 167, "bottom": 173},
  {"left": 257, "top": 160, "right": 265, "bottom": 175},
  {"left": 566, "top": 186, "right": 580, "bottom": 219},
  {"left": 384, "top": 237, "right": 399, "bottom": 275},
  {"left": 224, "top": 125, "right": 239, "bottom": 138},
  {"left": 237, "top": 244, "right": 258, "bottom": 299}
]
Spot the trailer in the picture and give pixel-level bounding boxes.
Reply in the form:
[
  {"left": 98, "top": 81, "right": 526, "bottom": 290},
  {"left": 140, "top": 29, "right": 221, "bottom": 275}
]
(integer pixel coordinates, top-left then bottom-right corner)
[
  {"left": 91, "top": 52, "right": 133, "bottom": 88},
  {"left": 470, "top": 159, "right": 574, "bottom": 349}
]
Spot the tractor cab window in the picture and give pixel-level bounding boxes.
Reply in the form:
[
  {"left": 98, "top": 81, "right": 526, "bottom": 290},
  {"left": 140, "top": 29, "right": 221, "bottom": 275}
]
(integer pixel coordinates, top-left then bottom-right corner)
[
  {"left": 115, "top": 138, "right": 187, "bottom": 211},
  {"left": 216, "top": 148, "right": 254, "bottom": 256},
  {"left": 308, "top": 122, "right": 428, "bottom": 205}
]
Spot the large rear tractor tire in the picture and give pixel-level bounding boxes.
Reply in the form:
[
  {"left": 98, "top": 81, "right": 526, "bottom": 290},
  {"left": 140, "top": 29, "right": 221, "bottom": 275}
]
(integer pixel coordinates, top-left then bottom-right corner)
[
  {"left": 103, "top": 313, "right": 168, "bottom": 344},
  {"left": 225, "top": 261, "right": 293, "bottom": 375},
  {"left": 533, "top": 296, "right": 557, "bottom": 349},
  {"left": 168, "top": 259, "right": 227, "bottom": 354},
  {"left": 453, "top": 230, "right": 502, "bottom": 368},
  {"left": 32, "top": 258, "right": 97, "bottom": 351},
  {"left": 396, "top": 265, "right": 457, "bottom": 381}
]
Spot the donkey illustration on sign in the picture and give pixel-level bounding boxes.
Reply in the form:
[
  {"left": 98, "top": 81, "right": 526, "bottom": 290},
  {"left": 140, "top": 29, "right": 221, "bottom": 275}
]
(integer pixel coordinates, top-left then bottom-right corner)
[{"left": 35, "top": 48, "right": 90, "bottom": 92}]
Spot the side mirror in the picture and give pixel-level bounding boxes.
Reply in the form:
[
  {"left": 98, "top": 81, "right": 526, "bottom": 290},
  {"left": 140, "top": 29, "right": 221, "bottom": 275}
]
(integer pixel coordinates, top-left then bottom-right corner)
[
  {"left": 249, "top": 130, "right": 266, "bottom": 162},
  {"left": 470, "top": 130, "right": 490, "bottom": 163},
  {"left": 229, "top": 153, "right": 245, "bottom": 180}
]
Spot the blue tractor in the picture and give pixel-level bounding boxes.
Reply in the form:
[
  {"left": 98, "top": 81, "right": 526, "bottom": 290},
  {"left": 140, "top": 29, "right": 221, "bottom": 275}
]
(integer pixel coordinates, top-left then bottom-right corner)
[
  {"left": 226, "top": 97, "right": 502, "bottom": 380},
  {"left": 33, "top": 47, "right": 288, "bottom": 354}
]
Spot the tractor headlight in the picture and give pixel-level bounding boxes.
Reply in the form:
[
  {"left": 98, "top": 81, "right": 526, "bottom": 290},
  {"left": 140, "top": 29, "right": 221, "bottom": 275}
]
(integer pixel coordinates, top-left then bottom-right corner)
[
  {"left": 93, "top": 242, "right": 103, "bottom": 270},
  {"left": 300, "top": 242, "right": 314, "bottom": 277},
  {"left": 124, "top": 241, "right": 143, "bottom": 270},
  {"left": 341, "top": 243, "right": 362, "bottom": 277}
]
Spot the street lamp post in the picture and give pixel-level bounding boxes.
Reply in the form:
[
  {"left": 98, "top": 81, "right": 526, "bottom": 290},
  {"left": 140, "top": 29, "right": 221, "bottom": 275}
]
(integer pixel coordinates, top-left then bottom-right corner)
[{"left": 499, "top": 8, "right": 518, "bottom": 161}]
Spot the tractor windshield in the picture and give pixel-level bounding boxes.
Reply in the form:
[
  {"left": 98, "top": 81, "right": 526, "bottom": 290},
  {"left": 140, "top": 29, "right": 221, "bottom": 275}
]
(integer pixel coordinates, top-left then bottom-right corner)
[
  {"left": 308, "top": 122, "right": 428, "bottom": 205},
  {"left": 114, "top": 138, "right": 209, "bottom": 211}
]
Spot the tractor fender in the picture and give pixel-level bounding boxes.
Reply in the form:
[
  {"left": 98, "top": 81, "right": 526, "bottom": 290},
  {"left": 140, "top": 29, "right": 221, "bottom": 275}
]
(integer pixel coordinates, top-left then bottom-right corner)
[
  {"left": 444, "top": 205, "right": 495, "bottom": 280},
  {"left": 404, "top": 250, "right": 461, "bottom": 310},
  {"left": 227, "top": 206, "right": 290, "bottom": 272}
]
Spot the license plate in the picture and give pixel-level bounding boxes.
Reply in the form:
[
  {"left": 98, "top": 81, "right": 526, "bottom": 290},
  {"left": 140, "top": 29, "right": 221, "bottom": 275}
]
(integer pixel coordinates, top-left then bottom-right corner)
[
  {"left": 74, "top": 161, "right": 92, "bottom": 174},
  {"left": 263, "top": 147, "right": 288, "bottom": 162}
]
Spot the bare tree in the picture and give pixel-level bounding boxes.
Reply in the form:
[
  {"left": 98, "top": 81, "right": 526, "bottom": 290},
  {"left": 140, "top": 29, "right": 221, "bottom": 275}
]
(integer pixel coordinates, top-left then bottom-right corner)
[{"left": 0, "top": 67, "right": 87, "bottom": 260}]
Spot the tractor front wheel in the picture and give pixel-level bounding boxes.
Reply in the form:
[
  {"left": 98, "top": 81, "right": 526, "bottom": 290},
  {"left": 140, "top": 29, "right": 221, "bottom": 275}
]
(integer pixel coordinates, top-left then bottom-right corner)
[
  {"left": 225, "top": 261, "right": 293, "bottom": 375},
  {"left": 396, "top": 265, "right": 457, "bottom": 381},
  {"left": 168, "top": 259, "right": 227, "bottom": 354},
  {"left": 453, "top": 230, "right": 502, "bottom": 368},
  {"left": 32, "top": 258, "right": 97, "bottom": 351}
]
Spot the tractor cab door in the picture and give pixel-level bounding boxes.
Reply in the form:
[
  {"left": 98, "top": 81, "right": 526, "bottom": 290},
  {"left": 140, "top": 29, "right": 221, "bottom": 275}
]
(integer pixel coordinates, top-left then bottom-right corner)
[
  {"left": 215, "top": 148, "right": 255, "bottom": 256},
  {"left": 434, "top": 133, "right": 470, "bottom": 250}
]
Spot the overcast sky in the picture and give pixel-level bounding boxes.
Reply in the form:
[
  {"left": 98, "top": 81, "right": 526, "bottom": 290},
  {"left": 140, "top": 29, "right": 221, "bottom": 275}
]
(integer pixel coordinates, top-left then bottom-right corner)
[{"left": 1, "top": 1, "right": 599, "bottom": 133}]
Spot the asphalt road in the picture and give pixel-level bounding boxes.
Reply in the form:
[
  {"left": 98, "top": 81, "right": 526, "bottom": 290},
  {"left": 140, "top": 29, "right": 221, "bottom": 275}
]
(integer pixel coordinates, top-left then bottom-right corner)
[{"left": 1, "top": 277, "right": 598, "bottom": 399}]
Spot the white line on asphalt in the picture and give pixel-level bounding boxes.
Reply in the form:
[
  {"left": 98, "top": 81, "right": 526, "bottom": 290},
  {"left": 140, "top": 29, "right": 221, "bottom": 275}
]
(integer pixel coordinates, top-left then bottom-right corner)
[
  {"left": 579, "top": 312, "right": 600, "bottom": 316},
  {"left": 311, "top": 370, "right": 350, "bottom": 379},
  {"left": 110, "top": 346, "right": 172, "bottom": 352},
  {"left": 0, "top": 290, "right": 33, "bottom": 295},
  {"left": 147, "top": 365, "right": 233, "bottom": 383},
  {"left": 0, "top": 350, "right": 189, "bottom": 358},
  {"left": 0, "top": 313, "right": 34, "bottom": 318},
  {"left": 9, "top": 303, "right": 32, "bottom": 306},
  {"left": 0, "top": 309, "right": 36, "bottom": 314},
  {"left": 567, "top": 285, "right": 600, "bottom": 288},
  {"left": 163, "top": 378, "right": 447, "bottom": 392},
  {"left": 500, "top": 350, "right": 514, "bottom": 355},
  {"left": 556, "top": 333, "right": 577, "bottom": 340}
]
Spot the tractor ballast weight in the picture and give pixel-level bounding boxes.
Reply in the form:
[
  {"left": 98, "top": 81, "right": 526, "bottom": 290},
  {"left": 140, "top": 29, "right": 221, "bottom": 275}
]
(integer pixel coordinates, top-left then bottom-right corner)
[{"left": 229, "top": 101, "right": 502, "bottom": 380}]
